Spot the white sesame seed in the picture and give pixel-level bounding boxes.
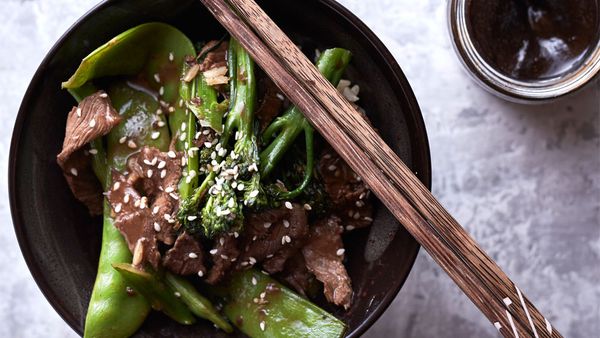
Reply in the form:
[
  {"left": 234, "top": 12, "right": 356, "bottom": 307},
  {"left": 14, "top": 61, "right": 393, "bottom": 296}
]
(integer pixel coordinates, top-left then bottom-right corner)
[
  {"left": 220, "top": 254, "right": 229, "bottom": 260},
  {"left": 165, "top": 186, "right": 175, "bottom": 193},
  {"left": 159, "top": 86, "right": 165, "bottom": 96},
  {"left": 169, "top": 52, "right": 174, "bottom": 62},
  {"left": 114, "top": 203, "right": 122, "bottom": 213},
  {"left": 356, "top": 200, "right": 365, "bottom": 207},
  {"left": 174, "top": 291, "right": 181, "bottom": 297},
  {"left": 188, "top": 252, "right": 198, "bottom": 259},
  {"left": 249, "top": 257, "right": 257, "bottom": 264},
  {"left": 364, "top": 216, "right": 373, "bottom": 222},
  {"left": 147, "top": 169, "right": 153, "bottom": 178},
  {"left": 156, "top": 108, "right": 163, "bottom": 115},
  {"left": 285, "top": 235, "right": 291, "bottom": 243},
  {"left": 260, "top": 292, "right": 266, "bottom": 299},
  {"left": 284, "top": 201, "right": 293, "bottom": 209},
  {"left": 179, "top": 132, "right": 187, "bottom": 141},
  {"left": 303, "top": 203, "right": 312, "bottom": 210},
  {"left": 167, "top": 151, "right": 176, "bottom": 158},
  {"left": 210, "top": 249, "right": 218, "bottom": 255},
  {"left": 336, "top": 248, "right": 345, "bottom": 256},
  {"left": 259, "top": 321, "right": 266, "bottom": 331},
  {"left": 198, "top": 270, "right": 205, "bottom": 277},
  {"left": 153, "top": 222, "right": 161, "bottom": 232},
  {"left": 88, "top": 148, "right": 98, "bottom": 155},
  {"left": 70, "top": 168, "right": 78, "bottom": 176},
  {"left": 163, "top": 214, "right": 171, "bottom": 221},
  {"left": 169, "top": 193, "right": 179, "bottom": 200},
  {"left": 152, "top": 206, "right": 160, "bottom": 214},
  {"left": 76, "top": 108, "right": 82, "bottom": 117},
  {"left": 153, "top": 73, "right": 161, "bottom": 83},
  {"left": 237, "top": 183, "right": 245, "bottom": 191},
  {"left": 113, "top": 182, "right": 121, "bottom": 191},
  {"left": 252, "top": 277, "right": 257, "bottom": 285},
  {"left": 127, "top": 140, "right": 137, "bottom": 149},
  {"left": 187, "top": 215, "right": 197, "bottom": 221},
  {"left": 88, "top": 118, "right": 96, "bottom": 127},
  {"left": 233, "top": 231, "right": 239, "bottom": 238},
  {"left": 204, "top": 142, "right": 212, "bottom": 148},
  {"left": 353, "top": 212, "right": 360, "bottom": 219},
  {"left": 157, "top": 160, "right": 166, "bottom": 169},
  {"left": 263, "top": 222, "right": 271, "bottom": 228},
  {"left": 119, "top": 136, "right": 127, "bottom": 144},
  {"left": 249, "top": 190, "right": 259, "bottom": 198},
  {"left": 99, "top": 93, "right": 108, "bottom": 98},
  {"left": 283, "top": 219, "right": 290, "bottom": 228},
  {"left": 157, "top": 120, "right": 166, "bottom": 128},
  {"left": 276, "top": 93, "right": 285, "bottom": 101},
  {"left": 123, "top": 194, "right": 130, "bottom": 203},
  {"left": 151, "top": 131, "right": 161, "bottom": 140},
  {"left": 160, "top": 170, "right": 167, "bottom": 178},
  {"left": 328, "top": 164, "right": 337, "bottom": 171}
]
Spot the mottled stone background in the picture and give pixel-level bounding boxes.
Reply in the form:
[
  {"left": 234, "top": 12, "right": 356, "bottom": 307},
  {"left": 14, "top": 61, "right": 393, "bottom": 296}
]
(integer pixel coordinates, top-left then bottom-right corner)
[{"left": 1, "top": 0, "right": 598, "bottom": 337}]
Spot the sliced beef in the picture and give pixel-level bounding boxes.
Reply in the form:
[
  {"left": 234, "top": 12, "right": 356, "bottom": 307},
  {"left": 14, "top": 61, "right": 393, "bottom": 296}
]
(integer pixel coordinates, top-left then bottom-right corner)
[
  {"left": 302, "top": 216, "right": 353, "bottom": 309},
  {"left": 57, "top": 91, "right": 122, "bottom": 215},
  {"left": 278, "top": 252, "right": 313, "bottom": 297},
  {"left": 163, "top": 232, "right": 206, "bottom": 276},
  {"left": 198, "top": 41, "right": 228, "bottom": 72},
  {"left": 206, "top": 233, "right": 240, "bottom": 285},
  {"left": 237, "top": 204, "right": 308, "bottom": 274},
  {"left": 106, "top": 147, "right": 183, "bottom": 269},
  {"left": 318, "top": 146, "right": 373, "bottom": 231},
  {"left": 256, "top": 76, "right": 283, "bottom": 131}
]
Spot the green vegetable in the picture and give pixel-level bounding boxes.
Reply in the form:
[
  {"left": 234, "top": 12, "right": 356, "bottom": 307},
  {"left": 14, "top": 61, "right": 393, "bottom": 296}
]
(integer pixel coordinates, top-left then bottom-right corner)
[
  {"left": 179, "top": 38, "right": 265, "bottom": 238},
  {"left": 164, "top": 272, "right": 233, "bottom": 332},
  {"left": 112, "top": 264, "right": 196, "bottom": 325},
  {"left": 261, "top": 48, "right": 351, "bottom": 200},
  {"left": 220, "top": 269, "right": 346, "bottom": 338}
]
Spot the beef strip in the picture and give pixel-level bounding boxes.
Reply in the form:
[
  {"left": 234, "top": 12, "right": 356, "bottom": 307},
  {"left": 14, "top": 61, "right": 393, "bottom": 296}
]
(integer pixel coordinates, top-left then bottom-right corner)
[
  {"left": 302, "top": 215, "right": 353, "bottom": 309},
  {"left": 56, "top": 91, "right": 122, "bottom": 215},
  {"left": 206, "top": 233, "right": 240, "bottom": 285},
  {"left": 237, "top": 204, "right": 308, "bottom": 274},
  {"left": 255, "top": 76, "right": 283, "bottom": 131},
  {"left": 318, "top": 146, "right": 373, "bottom": 231},
  {"left": 278, "top": 252, "right": 313, "bottom": 297},
  {"left": 106, "top": 146, "right": 183, "bottom": 268},
  {"left": 163, "top": 232, "right": 206, "bottom": 276}
]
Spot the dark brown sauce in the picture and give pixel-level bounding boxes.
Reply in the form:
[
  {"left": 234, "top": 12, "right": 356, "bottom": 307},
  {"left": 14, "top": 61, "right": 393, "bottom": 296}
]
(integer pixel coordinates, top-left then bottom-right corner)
[{"left": 467, "top": 0, "right": 599, "bottom": 81}]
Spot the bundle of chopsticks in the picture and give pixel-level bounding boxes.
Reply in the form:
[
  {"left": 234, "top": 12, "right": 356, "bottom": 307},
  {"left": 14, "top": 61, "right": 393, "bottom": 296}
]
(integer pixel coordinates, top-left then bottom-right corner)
[{"left": 199, "top": 0, "right": 561, "bottom": 337}]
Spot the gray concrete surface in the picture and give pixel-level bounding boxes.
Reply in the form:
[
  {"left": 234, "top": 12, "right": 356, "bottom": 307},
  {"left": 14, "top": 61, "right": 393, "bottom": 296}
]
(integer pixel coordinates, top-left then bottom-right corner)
[{"left": 1, "top": 0, "right": 598, "bottom": 337}]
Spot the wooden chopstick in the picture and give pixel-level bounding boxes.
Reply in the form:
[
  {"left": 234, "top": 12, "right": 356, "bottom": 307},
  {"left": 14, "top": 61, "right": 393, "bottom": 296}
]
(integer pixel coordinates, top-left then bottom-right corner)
[{"left": 200, "top": 0, "right": 562, "bottom": 337}]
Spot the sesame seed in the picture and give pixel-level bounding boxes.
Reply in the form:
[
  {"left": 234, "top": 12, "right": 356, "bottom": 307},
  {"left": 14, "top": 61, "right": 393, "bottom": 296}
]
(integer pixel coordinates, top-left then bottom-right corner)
[
  {"left": 113, "top": 182, "right": 121, "bottom": 191},
  {"left": 303, "top": 203, "right": 312, "bottom": 210},
  {"left": 252, "top": 277, "right": 257, "bottom": 285},
  {"left": 156, "top": 108, "right": 163, "bottom": 115},
  {"left": 160, "top": 170, "right": 167, "bottom": 178},
  {"left": 249, "top": 190, "right": 259, "bottom": 198},
  {"left": 260, "top": 292, "right": 266, "bottom": 299},
  {"left": 234, "top": 231, "right": 239, "bottom": 238},
  {"left": 76, "top": 108, "right": 82, "bottom": 117},
  {"left": 219, "top": 237, "right": 225, "bottom": 246},
  {"left": 237, "top": 183, "right": 245, "bottom": 191},
  {"left": 159, "top": 86, "right": 165, "bottom": 96},
  {"left": 353, "top": 212, "right": 360, "bottom": 219},
  {"left": 157, "top": 161, "right": 166, "bottom": 169},
  {"left": 70, "top": 168, "right": 78, "bottom": 176},
  {"left": 165, "top": 186, "right": 175, "bottom": 193},
  {"left": 284, "top": 201, "right": 293, "bottom": 209},
  {"left": 157, "top": 120, "right": 166, "bottom": 127},
  {"left": 220, "top": 254, "right": 229, "bottom": 260},
  {"left": 151, "top": 131, "right": 160, "bottom": 140},
  {"left": 127, "top": 140, "right": 137, "bottom": 149},
  {"left": 163, "top": 214, "right": 171, "bottom": 221},
  {"left": 119, "top": 136, "right": 127, "bottom": 144},
  {"left": 88, "top": 118, "right": 96, "bottom": 128},
  {"left": 364, "top": 216, "right": 373, "bottom": 222},
  {"left": 187, "top": 215, "right": 197, "bottom": 221},
  {"left": 152, "top": 206, "right": 160, "bottom": 214},
  {"left": 283, "top": 219, "right": 290, "bottom": 228},
  {"left": 263, "top": 222, "right": 271, "bottom": 228},
  {"left": 147, "top": 169, "right": 153, "bottom": 178},
  {"left": 153, "top": 73, "right": 161, "bottom": 83},
  {"left": 169, "top": 193, "right": 179, "bottom": 200},
  {"left": 202, "top": 129, "right": 211, "bottom": 135},
  {"left": 204, "top": 142, "right": 212, "bottom": 148},
  {"left": 323, "top": 153, "right": 332, "bottom": 159},
  {"left": 88, "top": 149, "right": 98, "bottom": 155},
  {"left": 359, "top": 192, "right": 366, "bottom": 199},
  {"left": 355, "top": 200, "right": 365, "bottom": 207},
  {"left": 336, "top": 248, "right": 345, "bottom": 256},
  {"left": 167, "top": 151, "right": 176, "bottom": 158},
  {"left": 134, "top": 200, "right": 141, "bottom": 208},
  {"left": 281, "top": 235, "right": 291, "bottom": 245},
  {"left": 153, "top": 222, "right": 161, "bottom": 232},
  {"left": 276, "top": 93, "right": 285, "bottom": 100},
  {"left": 114, "top": 203, "right": 122, "bottom": 213},
  {"left": 346, "top": 225, "right": 355, "bottom": 231},
  {"left": 174, "top": 291, "right": 181, "bottom": 297},
  {"left": 188, "top": 252, "right": 198, "bottom": 259},
  {"left": 179, "top": 132, "right": 187, "bottom": 141},
  {"left": 259, "top": 321, "right": 266, "bottom": 331},
  {"left": 123, "top": 194, "right": 130, "bottom": 203},
  {"left": 197, "top": 270, "right": 204, "bottom": 278},
  {"left": 328, "top": 164, "right": 337, "bottom": 171},
  {"left": 140, "top": 196, "right": 148, "bottom": 209},
  {"left": 168, "top": 106, "right": 175, "bottom": 113},
  {"left": 210, "top": 249, "right": 218, "bottom": 255},
  {"left": 169, "top": 52, "right": 174, "bottom": 62},
  {"left": 99, "top": 93, "right": 108, "bottom": 98},
  {"left": 249, "top": 257, "right": 257, "bottom": 264}
]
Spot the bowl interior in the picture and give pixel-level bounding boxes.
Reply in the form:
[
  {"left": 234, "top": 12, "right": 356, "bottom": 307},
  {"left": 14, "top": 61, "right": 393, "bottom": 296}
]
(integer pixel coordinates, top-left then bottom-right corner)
[{"left": 10, "top": 0, "right": 431, "bottom": 336}]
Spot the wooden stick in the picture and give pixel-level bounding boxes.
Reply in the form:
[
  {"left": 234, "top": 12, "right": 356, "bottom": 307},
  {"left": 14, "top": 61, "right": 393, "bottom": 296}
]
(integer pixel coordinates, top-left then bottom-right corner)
[{"left": 199, "top": 0, "right": 561, "bottom": 337}]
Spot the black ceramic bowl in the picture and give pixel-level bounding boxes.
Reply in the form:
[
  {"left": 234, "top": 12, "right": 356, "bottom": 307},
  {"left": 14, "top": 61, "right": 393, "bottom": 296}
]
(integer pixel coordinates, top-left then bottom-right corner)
[{"left": 10, "top": 0, "right": 431, "bottom": 336}]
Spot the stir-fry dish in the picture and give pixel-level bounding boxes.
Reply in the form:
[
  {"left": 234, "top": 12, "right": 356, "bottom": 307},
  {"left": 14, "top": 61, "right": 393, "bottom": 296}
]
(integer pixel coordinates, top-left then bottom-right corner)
[{"left": 57, "top": 22, "right": 373, "bottom": 338}]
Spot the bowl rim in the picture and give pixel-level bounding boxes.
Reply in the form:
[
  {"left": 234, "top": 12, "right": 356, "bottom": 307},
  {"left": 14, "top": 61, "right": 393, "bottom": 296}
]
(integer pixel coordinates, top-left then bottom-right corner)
[{"left": 9, "top": 0, "right": 432, "bottom": 336}]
